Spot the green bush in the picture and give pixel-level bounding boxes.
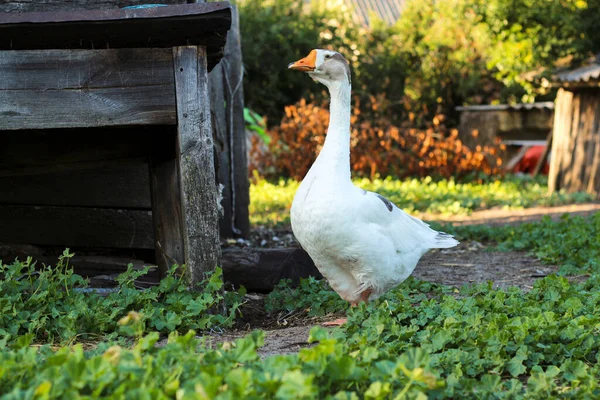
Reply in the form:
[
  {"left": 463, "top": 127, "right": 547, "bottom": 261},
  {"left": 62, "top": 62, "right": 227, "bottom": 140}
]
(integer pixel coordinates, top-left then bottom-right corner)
[
  {"left": 237, "top": 0, "right": 600, "bottom": 126},
  {"left": 236, "top": 0, "right": 361, "bottom": 124}
]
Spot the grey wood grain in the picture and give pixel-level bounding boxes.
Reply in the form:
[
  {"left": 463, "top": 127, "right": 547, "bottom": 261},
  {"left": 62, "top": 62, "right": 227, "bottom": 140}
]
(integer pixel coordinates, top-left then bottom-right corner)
[
  {"left": 0, "top": 127, "right": 154, "bottom": 176},
  {"left": 0, "top": 163, "right": 151, "bottom": 208},
  {"left": 0, "top": 205, "right": 154, "bottom": 249},
  {"left": 149, "top": 129, "right": 185, "bottom": 277},
  {"left": 0, "top": 0, "right": 188, "bottom": 13},
  {"left": 209, "top": 50, "right": 234, "bottom": 237},
  {"left": 173, "top": 45, "right": 221, "bottom": 286},
  {"left": 0, "top": 49, "right": 178, "bottom": 130},
  {"left": 224, "top": 6, "right": 250, "bottom": 237},
  {"left": 221, "top": 247, "right": 322, "bottom": 292},
  {"left": 0, "top": 3, "right": 231, "bottom": 70},
  {"left": 549, "top": 89, "right": 600, "bottom": 194},
  {"left": 0, "top": 49, "right": 174, "bottom": 90},
  {"left": 0, "top": 84, "right": 176, "bottom": 130}
]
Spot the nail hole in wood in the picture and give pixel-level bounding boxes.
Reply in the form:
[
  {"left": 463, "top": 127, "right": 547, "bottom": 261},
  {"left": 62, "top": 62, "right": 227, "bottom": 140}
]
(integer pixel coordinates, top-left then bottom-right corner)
[{"left": 180, "top": 67, "right": 184, "bottom": 72}]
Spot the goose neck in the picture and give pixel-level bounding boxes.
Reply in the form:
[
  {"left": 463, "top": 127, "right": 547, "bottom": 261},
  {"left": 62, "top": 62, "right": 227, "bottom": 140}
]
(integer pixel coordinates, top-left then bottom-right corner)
[{"left": 315, "top": 81, "right": 352, "bottom": 180}]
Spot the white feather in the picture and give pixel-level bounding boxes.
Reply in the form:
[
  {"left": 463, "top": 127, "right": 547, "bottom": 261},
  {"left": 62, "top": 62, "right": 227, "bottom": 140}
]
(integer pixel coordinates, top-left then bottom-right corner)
[{"left": 290, "top": 49, "right": 459, "bottom": 304}]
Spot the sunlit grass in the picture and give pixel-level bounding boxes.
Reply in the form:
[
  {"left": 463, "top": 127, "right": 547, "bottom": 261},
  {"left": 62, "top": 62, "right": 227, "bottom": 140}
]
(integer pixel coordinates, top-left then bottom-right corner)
[{"left": 250, "top": 174, "right": 595, "bottom": 227}]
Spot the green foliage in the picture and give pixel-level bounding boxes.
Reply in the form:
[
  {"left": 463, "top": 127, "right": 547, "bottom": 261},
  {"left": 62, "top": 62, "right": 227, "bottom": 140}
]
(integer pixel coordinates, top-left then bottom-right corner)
[
  {"left": 249, "top": 175, "right": 594, "bottom": 226},
  {"left": 265, "top": 277, "right": 348, "bottom": 316},
  {"left": 341, "top": 274, "right": 600, "bottom": 398},
  {"left": 236, "top": 0, "right": 361, "bottom": 124},
  {"left": 0, "top": 250, "right": 241, "bottom": 345},
  {"left": 238, "top": 0, "right": 600, "bottom": 126},
  {"left": 481, "top": 0, "right": 599, "bottom": 100},
  {"left": 266, "top": 276, "right": 449, "bottom": 317},
  {"left": 244, "top": 107, "right": 270, "bottom": 144},
  {"left": 392, "top": 0, "right": 497, "bottom": 113},
  {"left": 0, "top": 329, "right": 442, "bottom": 399},
  {"left": 5, "top": 275, "right": 600, "bottom": 398}
]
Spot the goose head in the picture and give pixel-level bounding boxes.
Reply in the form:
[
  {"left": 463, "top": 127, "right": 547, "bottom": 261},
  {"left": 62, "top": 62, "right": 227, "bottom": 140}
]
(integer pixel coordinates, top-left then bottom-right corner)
[{"left": 288, "top": 49, "right": 351, "bottom": 89}]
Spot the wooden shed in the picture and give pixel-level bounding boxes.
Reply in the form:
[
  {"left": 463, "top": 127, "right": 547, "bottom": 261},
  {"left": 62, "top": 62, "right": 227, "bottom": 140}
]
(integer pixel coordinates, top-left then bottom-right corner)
[
  {"left": 456, "top": 103, "right": 554, "bottom": 171},
  {"left": 548, "top": 55, "right": 600, "bottom": 194},
  {"left": 0, "top": 0, "right": 249, "bottom": 285}
]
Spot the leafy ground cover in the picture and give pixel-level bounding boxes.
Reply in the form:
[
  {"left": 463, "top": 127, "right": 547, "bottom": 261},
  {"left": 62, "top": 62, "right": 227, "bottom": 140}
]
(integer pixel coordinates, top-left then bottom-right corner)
[
  {"left": 250, "top": 175, "right": 594, "bottom": 226},
  {"left": 3, "top": 181, "right": 600, "bottom": 398},
  {"left": 0, "top": 250, "right": 241, "bottom": 346},
  {"left": 3, "top": 275, "right": 600, "bottom": 398}
]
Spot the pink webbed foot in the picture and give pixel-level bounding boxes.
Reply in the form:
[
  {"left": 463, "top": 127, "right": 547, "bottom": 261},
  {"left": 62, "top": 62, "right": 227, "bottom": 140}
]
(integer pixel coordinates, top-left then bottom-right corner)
[
  {"left": 322, "top": 289, "right": 372, "bottom": 327},
  {"left": 322, "top": 318, "right": 348, "bottom": 326}
]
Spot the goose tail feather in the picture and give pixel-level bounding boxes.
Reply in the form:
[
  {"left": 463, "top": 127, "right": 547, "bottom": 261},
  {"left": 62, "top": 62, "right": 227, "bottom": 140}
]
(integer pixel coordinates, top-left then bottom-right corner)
[{"left": 432, "top": 232, "right": 459, "bottom": 248}]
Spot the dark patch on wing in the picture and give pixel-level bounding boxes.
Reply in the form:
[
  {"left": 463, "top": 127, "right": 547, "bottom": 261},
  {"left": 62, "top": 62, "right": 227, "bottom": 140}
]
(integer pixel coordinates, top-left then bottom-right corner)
[{"left": 376, "top": 193, "right": 393, "bottom": 212}]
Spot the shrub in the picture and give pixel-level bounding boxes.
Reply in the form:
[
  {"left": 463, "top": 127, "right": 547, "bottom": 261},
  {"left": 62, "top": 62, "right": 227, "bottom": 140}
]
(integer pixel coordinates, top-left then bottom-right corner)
[
  {"left": 250, "top": 96, "right": 504, "bottom": 180},
  {"left": 236, "top": 0, "right": 362, "bottom": 124},
  {"left": 238, "top": 0, "right": 600, "bottom": 128}
]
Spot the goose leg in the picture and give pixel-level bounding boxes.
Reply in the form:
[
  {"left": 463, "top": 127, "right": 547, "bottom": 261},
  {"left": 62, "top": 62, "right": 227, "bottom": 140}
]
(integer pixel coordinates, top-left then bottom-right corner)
[{"left": 322, "top": 289, "right": 372, "bottom": 326}]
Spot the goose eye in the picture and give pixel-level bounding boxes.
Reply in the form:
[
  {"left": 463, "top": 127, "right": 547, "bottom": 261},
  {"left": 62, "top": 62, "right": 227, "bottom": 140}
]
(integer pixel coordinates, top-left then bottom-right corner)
[{"left": 324, "top": 54, "right": 331, "bottom": 59}]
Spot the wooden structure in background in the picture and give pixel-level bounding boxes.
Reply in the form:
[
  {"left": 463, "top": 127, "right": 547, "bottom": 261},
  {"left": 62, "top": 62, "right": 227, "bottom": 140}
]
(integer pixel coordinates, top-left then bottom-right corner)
[
  {"left": 548, "top": 55, "right": 600, "bottom": 194},
  {"left": 456, "top": 103, "right": 554, "bottom": 169},
  {"left": 209, "top": 6, "right": 250, "bottom": 238},
  {"left": 0, "top": 1, "right": 234, "bottom": 285}
]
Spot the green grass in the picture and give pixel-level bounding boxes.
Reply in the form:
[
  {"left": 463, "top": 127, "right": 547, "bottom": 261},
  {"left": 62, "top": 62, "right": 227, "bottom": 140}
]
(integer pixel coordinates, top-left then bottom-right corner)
[{"left": 250, "top": 175, "right": 594, "bottom": 226}]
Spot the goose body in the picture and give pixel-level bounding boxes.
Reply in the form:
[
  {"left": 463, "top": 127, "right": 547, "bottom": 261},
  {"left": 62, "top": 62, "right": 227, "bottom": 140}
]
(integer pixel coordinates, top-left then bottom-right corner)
[{"left": 288, "top": 49, "right": 459, "bottom": 304}]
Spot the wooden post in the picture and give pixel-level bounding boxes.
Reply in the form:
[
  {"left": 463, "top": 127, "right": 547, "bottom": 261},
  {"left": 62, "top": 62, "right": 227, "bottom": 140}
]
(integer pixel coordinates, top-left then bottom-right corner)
[
  {"left": 209, "top": 60, "right": 234, "bottom": 238},
  {"left": 209, "top": 5, "right": 250, "bottom": 238},
  {"left": 149, "top": 128, "right": 185, "bottom": 277},
  {"left": 533, "top": 131, "right": 553, "bottom": 177},
  {"left": 173, "top": 45, "right": 221, "bottom": 286},
  {"left": 226, "top": 6, "right": 250, "bottom": 238},
  {"left": 549, "top": 88, "right": 600, "bottom": 194}
]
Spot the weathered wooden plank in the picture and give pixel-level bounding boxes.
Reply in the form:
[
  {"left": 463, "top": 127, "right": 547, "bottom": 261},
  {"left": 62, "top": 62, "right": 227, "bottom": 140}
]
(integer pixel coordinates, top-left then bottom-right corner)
[
  {"left": 564, "top": 94, "right": 581, "bottom": 189},
  {"left": 0, "top": 49, "right": 174, "bottom": 90},
  {"left": 589, "top": 98, "right": 600, "bottom": 192},
  {"left": 0, "top": 163, "right": 151, "bottom": 208},
  {"left": 549, "top": 88, "right": 600, "bottom": 195},
  {"left": 173, "top": 45, "right": 220, "bottom": 286},
  {"left": 225, "top": 6, "right": 250, "bottom": 238},
  {"left": 221, "top": 247, "right": 322, "bottom": 292},
  {"left": 209, "top": 6, "right": 249, "bottom": 238},
  {"left": 39, "top": 255, "right": 156, "bottom": 279},
  {"left": 549, "top": 89, "right": 574, "bottom": 192},
  {"left": 149, "top": 128, "right": 185, "bottom": 277},
  {"left": 0, "top": 0, "right": 188, "bottom": 13},
  {"left": 0, "top": 205, "right": 154, "bottom": 249},
  {"left": 0, "top": 3, "right": 231, "bottom": 70},
  {"left": 209, "top": 46, "right": 234, "bottom": 237},
  {"left": 533, "top": 131, "right": 552, "bottom": 177},
  {"left": 0, "top": 84, "right": 176, "bottom": 130},
  {"left": 0, "top": 128, "right": 155, "bottom": 176}
]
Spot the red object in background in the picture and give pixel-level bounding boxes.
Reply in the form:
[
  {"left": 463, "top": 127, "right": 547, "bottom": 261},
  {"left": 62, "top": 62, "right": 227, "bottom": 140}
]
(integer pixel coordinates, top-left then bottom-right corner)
[{"left": 512, "top": 145, "right": 549, "bottom": 175}]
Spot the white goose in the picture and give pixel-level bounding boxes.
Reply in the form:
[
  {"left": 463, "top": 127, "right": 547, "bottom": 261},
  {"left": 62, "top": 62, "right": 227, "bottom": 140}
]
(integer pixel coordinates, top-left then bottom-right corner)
[{"left": 288, "top": 49, "right": 459, "bottom": 309}]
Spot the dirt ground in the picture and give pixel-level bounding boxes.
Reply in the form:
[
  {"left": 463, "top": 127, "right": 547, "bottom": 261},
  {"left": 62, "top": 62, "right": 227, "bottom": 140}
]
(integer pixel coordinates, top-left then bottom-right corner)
[{"left": 201, "top": 203, "right": 599, "bottom": 357}]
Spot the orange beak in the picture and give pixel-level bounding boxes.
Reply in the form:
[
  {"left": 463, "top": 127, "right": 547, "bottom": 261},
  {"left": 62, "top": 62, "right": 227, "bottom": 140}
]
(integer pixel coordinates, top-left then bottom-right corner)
[{"left": 288, "top": 50, "right": 317, "bottom": 71}]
